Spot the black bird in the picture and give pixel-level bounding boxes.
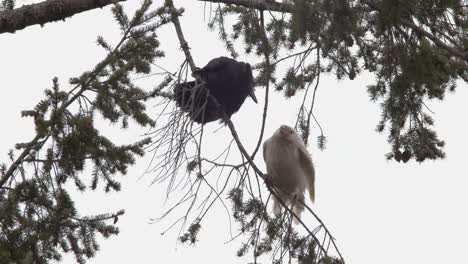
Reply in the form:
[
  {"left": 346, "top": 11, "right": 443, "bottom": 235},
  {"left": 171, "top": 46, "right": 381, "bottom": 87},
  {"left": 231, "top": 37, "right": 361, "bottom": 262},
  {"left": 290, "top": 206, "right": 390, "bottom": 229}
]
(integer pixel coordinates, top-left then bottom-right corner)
[{"left": 174, "top": 57, "right": 258, "bottom": 124}]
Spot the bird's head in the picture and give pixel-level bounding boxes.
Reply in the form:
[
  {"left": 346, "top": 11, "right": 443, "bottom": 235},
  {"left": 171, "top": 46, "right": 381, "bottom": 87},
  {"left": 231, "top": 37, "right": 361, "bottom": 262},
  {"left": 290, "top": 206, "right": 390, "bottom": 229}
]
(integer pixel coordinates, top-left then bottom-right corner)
[{"left": 279, "top": 125, "right": 295, "bottom": 135}]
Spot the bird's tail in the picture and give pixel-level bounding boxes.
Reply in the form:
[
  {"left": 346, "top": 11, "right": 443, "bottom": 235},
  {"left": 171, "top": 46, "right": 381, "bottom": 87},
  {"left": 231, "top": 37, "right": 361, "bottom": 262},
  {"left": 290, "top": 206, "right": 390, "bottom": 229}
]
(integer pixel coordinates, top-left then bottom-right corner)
[
  {"left": 174, "top": 81, "right": 218, "bottom": 123},
  {"left": 272, "top": 194, "right": 284, "bottom": 216},
  {"left": 292, "top": 192, "right": 305, "bottom": 225},
  {"left": 174, "top": 81, "right": 195, "bottom": 109},
  {"left": 273, "top": 192, "right": 305, "bottom": 225}
]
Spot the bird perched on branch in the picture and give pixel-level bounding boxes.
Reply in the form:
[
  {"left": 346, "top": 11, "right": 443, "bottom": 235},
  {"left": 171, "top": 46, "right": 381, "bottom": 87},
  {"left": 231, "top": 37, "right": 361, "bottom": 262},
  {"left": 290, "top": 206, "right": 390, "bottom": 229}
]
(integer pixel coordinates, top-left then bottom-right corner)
[
  {"left": 263, "top": 125, "right": 315, "bottom": 223},
  {"left": 174, "top": 56, "right": 258, "bottom": 124}
]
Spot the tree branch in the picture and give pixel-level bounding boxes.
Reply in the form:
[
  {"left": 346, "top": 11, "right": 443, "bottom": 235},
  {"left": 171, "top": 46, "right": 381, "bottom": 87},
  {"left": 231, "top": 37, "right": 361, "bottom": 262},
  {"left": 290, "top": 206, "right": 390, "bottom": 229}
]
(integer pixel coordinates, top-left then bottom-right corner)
[
  {"left": 0, "top": 134, "right": 42, "bottom": 188},
  {"left": 165, "top": 0, "right": 196, "bottom": 71},
  {"left": 198, "top": 0, "right": 468, "bottom": 61},
  {"left": 197, "top": 0, "right": 293, "bottom": 13},
  {"left": 0, "top": 0, "right": 125, "bottom": 34},
  {"left": 362, "top": 0, "right": 468, "bottom": 61},
  {"left": 399, "top": 17, "right": 468, "bottom": 60}
]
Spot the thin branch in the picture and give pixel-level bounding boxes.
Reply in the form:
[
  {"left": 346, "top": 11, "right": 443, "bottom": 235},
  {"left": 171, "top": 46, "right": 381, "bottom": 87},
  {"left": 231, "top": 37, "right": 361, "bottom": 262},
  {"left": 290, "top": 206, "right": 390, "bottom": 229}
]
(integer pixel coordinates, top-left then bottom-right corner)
[
  {"left": 1, "top": 23, "right": 135, "bottom": 187},
  {"left": 250, "top": 10, "right": 270, "bottom": 159},
  {"left": 0, "top": 134, "right": 42, "bottom": 188},
  {"left": 271, "top": 44, "right": 316, "bottom": 67},
  {"left": 399, "top": 17, "right": 467, "bottom": 60},
  {"left": 305, "top": 49, "right": 322, "bottom": 146},
  {"left": 167, "top": 0, "right": 196, "bottom": 71}
]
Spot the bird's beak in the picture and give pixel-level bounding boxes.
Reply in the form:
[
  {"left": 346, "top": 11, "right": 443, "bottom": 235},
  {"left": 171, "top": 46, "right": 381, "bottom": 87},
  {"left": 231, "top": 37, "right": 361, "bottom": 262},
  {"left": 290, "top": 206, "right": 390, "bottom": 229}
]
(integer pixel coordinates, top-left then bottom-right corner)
[
  {"left": 280, "top": 126, "right": 288, "bottom": 134},
  {"left": 249, "top": 90, "right": 258, "bottom": 104}
]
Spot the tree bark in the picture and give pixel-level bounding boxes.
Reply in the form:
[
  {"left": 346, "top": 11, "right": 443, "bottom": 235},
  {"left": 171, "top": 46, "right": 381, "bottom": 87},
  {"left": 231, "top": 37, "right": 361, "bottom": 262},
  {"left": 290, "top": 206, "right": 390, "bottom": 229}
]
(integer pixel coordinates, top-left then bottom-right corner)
[{"left": 0, "top": 0, "right": 125, "bottom": 34}]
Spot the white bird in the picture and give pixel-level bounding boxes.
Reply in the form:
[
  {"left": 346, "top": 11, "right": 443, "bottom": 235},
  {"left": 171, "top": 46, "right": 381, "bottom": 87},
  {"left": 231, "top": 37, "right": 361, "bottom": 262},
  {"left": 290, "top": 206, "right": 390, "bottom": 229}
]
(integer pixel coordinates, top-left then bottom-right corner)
[{"left": 263, "top": 125, "right": 315, "bottom": 223}]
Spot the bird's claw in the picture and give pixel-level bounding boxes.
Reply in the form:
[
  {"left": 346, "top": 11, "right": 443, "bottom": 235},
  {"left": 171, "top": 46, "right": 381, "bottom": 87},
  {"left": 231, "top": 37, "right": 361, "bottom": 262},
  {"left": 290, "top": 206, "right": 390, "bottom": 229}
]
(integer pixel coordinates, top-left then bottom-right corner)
[
  {"left": 264, "top": 174, "right": 274, "bottom": 186},
  {"left": 191, "top": 67, "right": 202, "bottom": 78}
]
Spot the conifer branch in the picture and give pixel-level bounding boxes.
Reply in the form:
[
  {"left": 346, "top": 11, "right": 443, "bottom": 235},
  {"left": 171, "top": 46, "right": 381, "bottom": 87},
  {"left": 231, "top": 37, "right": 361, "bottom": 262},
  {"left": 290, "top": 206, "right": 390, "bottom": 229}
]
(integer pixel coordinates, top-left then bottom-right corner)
[
  {"left": 198, "top": 0, "right": 467, "bottom": 61},
  {"left": 0, "top": 3, "right": 163, "bottom": 261},
  {"left": 198, "top": 0, "right": 293, "bottom": 13},
  {"left": 0, "top": 0, "right": 125, "bottom": 34},
  {"left": 362, "top": 0, "right": 468, "bottom": 61},
  {"left": 0, "top": 134, "right": 42, "bottom": 188},
  {"left": 399, "top": 18, "right": 467, "bottom": 60},
  {"left": 1, "top": 24, "right": 135, "bottom": 188}
]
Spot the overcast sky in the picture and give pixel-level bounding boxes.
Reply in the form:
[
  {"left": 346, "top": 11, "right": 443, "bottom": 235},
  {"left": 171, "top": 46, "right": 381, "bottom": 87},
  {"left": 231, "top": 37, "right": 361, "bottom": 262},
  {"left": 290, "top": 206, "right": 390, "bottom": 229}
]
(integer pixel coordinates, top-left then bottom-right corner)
[{"left": 1, "top": 1, "right": 468, "bottom": 264}]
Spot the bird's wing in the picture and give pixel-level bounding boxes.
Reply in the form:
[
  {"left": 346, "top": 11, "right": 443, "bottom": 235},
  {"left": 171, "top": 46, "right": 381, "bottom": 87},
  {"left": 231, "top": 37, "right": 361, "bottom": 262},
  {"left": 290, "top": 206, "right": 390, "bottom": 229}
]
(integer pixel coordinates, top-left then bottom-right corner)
[
  {"left": 263, "top": 139, "right": 269, "bottom": 162},
  {"left": 201, "top": 57, "right": 231, "bottom": 73},
  {"left": 298, "top": 146, "right": 315, "bottom": 202},
  {"left": 174, "top": 81, "right": 195, "bottom": 107}
]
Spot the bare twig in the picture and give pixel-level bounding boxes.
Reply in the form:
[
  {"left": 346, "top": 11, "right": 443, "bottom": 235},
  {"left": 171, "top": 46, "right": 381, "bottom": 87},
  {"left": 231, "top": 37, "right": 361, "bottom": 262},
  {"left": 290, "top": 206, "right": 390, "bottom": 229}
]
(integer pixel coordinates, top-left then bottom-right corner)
[
  {"left": 250, "top": 9, "right": 270, "bottom": 160},
  {"left": 167, "top": 0, "right": 197, "bottom": 71}
]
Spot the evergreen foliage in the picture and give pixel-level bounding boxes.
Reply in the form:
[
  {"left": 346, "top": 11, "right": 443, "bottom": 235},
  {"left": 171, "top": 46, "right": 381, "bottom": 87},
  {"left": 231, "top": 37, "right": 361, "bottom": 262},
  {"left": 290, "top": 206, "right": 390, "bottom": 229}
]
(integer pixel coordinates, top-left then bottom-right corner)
[
  {"left": 0, "top": 0, "right": 14, "bottom": 10},
  {"left": 208, "top": 0, "right": 467, "bottom": 162},
  {"left": 1, "top": 0, "right": 467, "bottom": 263},
  {"left": 226, "top": 188, "right": 341, "bottom": 264},
  {"left": 170, "top": 1, "right": 467, "bottom": 262},
  {"left": 0, "top": 1, "right": 169, "bottom": 263}
]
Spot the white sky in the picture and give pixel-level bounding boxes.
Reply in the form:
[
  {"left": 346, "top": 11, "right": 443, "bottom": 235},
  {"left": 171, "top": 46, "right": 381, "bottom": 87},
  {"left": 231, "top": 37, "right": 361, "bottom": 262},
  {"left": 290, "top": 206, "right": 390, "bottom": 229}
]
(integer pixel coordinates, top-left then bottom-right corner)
[{"left": 1, "top": 1, "right": 468, "bottom": 264}]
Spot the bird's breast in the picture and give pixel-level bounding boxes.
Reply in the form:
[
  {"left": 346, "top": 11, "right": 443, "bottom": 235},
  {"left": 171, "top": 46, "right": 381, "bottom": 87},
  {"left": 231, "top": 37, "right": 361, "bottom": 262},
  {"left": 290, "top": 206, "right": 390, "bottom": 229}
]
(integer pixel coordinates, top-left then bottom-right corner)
[{"left": 266, "top": 140, "right": 306, "bottom": 191}]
